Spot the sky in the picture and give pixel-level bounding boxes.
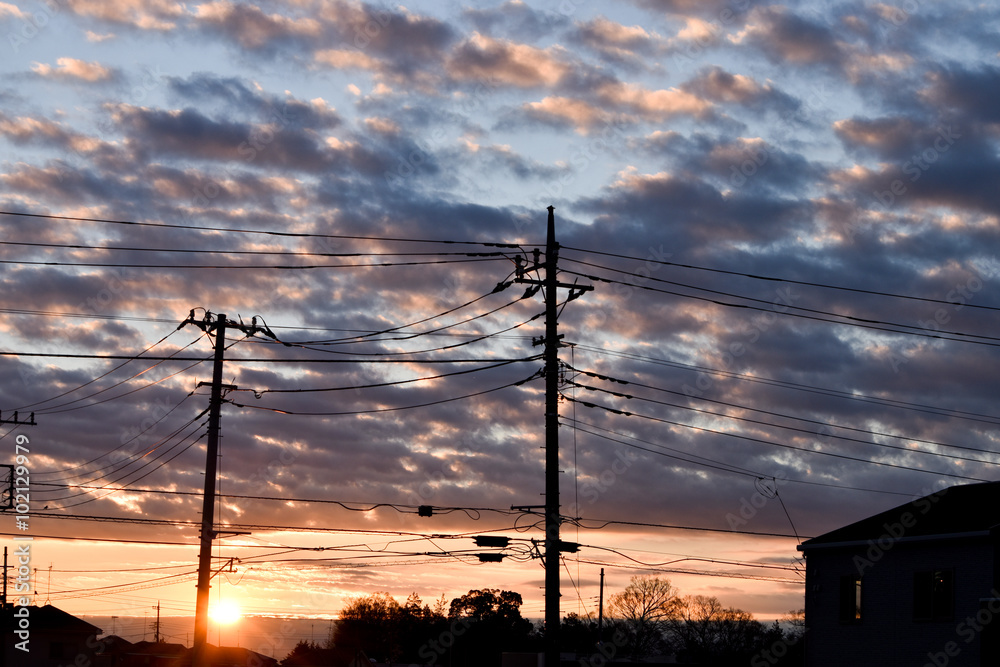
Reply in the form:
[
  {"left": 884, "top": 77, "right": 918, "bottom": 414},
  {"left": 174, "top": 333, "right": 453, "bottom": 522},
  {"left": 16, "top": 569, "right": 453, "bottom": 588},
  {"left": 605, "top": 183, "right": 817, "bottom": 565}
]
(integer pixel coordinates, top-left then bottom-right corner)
[{"left": 1, "top": 0, "right": 1000, "bottom": 651}]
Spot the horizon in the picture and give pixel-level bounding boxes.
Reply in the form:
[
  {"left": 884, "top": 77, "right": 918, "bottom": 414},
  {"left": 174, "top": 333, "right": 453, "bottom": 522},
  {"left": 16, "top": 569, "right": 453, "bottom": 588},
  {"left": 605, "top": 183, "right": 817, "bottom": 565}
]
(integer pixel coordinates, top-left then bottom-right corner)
[{"left": 2, "top": 0, "right": 998, "bottom": 650}]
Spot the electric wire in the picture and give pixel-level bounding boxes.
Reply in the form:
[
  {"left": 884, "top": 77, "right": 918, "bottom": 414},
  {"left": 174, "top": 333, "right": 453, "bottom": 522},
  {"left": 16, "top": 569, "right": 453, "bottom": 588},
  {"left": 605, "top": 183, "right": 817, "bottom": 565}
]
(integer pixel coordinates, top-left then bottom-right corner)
[
  {"left": 560, "top": 246, "right": 1000, "bottom": 312},
  {"left": 564, "top": 363, "right": 1000, "bottom": 457},
  {"left": 572, "top": 344, "right": 1000, "bottom": 426},
  {"left": 561, "top": 268, "right": 1000, "bottom": 347},
  {"left": 562, "top": 394, "right": 991, "bottom": 482},
  {"left": 563, "top": 377, "right": 999, "bottom": 466}
]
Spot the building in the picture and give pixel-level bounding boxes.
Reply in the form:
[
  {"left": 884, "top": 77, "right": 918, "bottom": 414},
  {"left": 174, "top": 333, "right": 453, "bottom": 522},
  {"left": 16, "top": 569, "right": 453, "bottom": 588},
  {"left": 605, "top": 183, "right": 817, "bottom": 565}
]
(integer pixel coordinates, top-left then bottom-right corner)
[
  {"left": 0, "top": 604, "right": 104, "bottom": 667},
  {"left": 798, "top": 481, "right": 1000, "bottom": 666}
]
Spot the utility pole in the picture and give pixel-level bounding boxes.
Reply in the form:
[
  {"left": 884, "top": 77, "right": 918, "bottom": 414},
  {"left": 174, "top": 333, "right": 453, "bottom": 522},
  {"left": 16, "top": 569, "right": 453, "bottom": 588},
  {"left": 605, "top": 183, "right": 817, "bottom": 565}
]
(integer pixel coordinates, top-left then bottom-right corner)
[
  {"left": 597, "top": 567, "right": 605, "bottom": 645},
  {"left": 2, "top": 547, "right": 7, "bottom": 608},
  {"left": 154, "top": 601, "right": 161, "bottom": 642},
  {"left": 180, "top": 311, "right": 275, "bottom": 667},
  {"left": 516, "top": 207, "right": 592, "bottom": 666}
]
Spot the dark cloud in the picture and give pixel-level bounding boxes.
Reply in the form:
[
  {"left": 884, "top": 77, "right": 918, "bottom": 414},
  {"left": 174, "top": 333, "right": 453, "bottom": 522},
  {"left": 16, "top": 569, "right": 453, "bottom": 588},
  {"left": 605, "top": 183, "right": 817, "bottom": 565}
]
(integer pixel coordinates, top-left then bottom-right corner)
[
  {"left": 739, "top": 6, "right": 847, "bottom": 67},
  {"left": 463, "top": 1, "right": 566, "bottom": 41}
]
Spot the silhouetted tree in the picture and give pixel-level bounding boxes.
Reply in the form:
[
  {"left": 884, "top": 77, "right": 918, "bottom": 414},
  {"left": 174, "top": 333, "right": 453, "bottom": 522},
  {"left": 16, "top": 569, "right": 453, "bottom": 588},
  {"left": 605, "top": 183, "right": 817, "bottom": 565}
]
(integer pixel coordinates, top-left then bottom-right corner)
[
  {"left": 448, "top": 588, "right": 536, "bottom": 667},
  {"left": 669, "top": 595, "right": 783, "bottom": 666},
  {"left": 330, "top": 591, "right": 403, "bottom": 662},
  {"left": 607, "top": 575, "right": 680, "bottom": 659},
  {"left": 280, "top": 640, "right": 323, "bottom": 667}
]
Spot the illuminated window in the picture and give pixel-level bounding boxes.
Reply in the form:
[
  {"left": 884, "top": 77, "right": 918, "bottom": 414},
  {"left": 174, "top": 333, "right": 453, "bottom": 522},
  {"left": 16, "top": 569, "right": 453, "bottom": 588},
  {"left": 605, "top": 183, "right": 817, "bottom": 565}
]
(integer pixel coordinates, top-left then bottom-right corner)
[{"left": 839, "top": 575, "right": 862, "bottom": 622}]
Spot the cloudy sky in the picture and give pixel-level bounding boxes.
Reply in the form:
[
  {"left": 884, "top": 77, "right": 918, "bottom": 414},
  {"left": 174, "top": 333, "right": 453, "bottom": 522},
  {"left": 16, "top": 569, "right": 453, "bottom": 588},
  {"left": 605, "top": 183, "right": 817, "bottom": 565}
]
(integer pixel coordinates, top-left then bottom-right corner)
[{"left": 2, "top": 0, "right": 999, "bottom": 644}]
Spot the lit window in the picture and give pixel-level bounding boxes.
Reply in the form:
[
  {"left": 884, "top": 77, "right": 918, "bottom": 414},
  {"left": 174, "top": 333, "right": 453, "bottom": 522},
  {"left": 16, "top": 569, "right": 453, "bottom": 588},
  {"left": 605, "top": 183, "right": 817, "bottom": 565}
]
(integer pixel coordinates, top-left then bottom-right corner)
[{"left": 839, "top": 575, "right": 862, "bottom": 622}]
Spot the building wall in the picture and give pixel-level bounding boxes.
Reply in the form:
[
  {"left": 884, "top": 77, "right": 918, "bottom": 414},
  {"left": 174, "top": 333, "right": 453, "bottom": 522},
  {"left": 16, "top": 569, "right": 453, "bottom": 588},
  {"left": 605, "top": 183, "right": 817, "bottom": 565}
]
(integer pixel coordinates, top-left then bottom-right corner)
[{"left": 803, "top": 537, "right": 997, "bottom": 667}]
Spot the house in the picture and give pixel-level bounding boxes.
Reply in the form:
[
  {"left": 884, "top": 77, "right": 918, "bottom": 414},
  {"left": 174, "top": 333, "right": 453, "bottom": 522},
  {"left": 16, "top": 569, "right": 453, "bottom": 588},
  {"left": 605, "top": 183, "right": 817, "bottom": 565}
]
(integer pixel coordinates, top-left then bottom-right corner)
[
  {"left": 106, "top": 642, "right": 279, "bottom": 667},
  {"left": 798, "top": 481, "right": 1000, "bottom": 666},
  {"left": 0, "top": 603, "right": 103, "bottom": 667},
  {"left": 280, "top": 645, "right": 370, "bottom": 667}
]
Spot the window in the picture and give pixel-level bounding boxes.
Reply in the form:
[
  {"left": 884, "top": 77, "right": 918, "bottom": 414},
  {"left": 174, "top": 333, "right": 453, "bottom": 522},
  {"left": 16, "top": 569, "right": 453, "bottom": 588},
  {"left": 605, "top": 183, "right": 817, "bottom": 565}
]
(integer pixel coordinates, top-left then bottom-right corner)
[
  {"left": 914, "top": 569, "right": 954, "bottom": 621},
  {"left": 839, "top": 575, "right": 862, "bottom": 622}
]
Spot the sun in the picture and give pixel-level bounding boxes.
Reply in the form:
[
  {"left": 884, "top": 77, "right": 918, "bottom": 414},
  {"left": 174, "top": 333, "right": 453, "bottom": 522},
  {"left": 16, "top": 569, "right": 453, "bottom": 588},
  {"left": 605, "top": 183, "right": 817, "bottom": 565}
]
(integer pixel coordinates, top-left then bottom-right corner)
[{"left": 209, "top": 600, "right": 242, "bottom": 625}]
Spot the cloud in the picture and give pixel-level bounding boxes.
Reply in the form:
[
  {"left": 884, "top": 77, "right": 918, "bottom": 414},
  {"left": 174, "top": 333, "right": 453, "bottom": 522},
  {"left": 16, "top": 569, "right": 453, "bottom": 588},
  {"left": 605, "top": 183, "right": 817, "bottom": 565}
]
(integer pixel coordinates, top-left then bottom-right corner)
[
  {"left": 32, "top": 58, "right": 117, "bottom": 83},
  {"left": 447, "top": 33, "right": 573, "bottom": 88},
  {"left": 681, "top": 66, "right": 798, "bottom": 113},
  {"left": 732, "top": 6, "right": 847, "bottom": 67},
  {"left": 922, "top": 63, "right": 1000, "bottom": 125},
  {"left": 0, "top": 2, "right": 27, "bottom": 19},
  {"left": 463, "top": 0, "right": 563, "bottom": 40},
  {"left": 85, "top": 30, "right": 116, "bottom": 42},
  {"left": 569, "top": 16, "right": 665, "bottom": 66},
  {"left": 192, "top": 1, "right": 321, "bottom": 50},
  {"left": 65, "top": 0, "right": 184, "bottom": 30},
  {"left": 166, "top": 73, "right": 343, "bottom": 131}
]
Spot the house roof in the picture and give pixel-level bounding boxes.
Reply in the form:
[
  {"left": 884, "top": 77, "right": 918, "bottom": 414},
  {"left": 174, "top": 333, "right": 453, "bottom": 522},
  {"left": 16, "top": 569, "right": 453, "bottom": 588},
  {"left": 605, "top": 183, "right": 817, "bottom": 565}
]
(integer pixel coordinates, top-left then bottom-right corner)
[
  {"left": 799, "top": 481, "right": 1000, "bottom": 550},
  {"left": 0, "top": 604, "right": 103, "bottom": 634}
]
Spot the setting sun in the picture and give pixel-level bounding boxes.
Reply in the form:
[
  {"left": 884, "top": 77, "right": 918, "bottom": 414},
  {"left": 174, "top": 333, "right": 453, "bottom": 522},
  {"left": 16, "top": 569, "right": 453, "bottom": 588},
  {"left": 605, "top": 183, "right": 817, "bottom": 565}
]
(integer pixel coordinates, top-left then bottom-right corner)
[{"left": 210, "top": 600, "right": 242, "bottom": 625}]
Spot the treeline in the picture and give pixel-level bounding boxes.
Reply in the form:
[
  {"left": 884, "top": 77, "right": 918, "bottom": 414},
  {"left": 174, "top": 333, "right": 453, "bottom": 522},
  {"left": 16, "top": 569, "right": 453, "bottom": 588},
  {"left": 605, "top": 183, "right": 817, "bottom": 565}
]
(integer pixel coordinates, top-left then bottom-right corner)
[{"left": 279, "top": 576, "right": 804, "bottom": 666}]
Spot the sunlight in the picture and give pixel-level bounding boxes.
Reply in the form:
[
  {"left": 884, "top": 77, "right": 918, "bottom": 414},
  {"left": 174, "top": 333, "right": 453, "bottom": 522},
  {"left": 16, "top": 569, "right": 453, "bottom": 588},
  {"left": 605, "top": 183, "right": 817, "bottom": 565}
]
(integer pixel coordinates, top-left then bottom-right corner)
[{"left": 210, "top": 600, "right": 242, "bottom": 625}]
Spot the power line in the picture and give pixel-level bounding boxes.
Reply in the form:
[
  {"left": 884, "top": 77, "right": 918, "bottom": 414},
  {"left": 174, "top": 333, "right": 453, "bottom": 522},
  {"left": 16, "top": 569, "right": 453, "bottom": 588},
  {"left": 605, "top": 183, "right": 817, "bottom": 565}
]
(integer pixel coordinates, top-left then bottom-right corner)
[
  {"left": 564, "top": 416, "right": 930, "bottom": 498},
  {"left": 564, "top": 377, "right": 999, "bottom": 466},
  {"left": 561, "top": 267, "right": 1000, "bottom": 346},
  {"left": 0, "top": 209, "right": 523, "bottom": 248},
  {"left": 571, "top": 344, "right": 1000, "bottom": 426},
  {"left": 562, "top": 394, "right": 991, "bottom": 482},
  {"left": 560, "top": 246, "right": 1000, "bottom": 312},
  {"left": 0, "top": 256, "right": 507, "bottom": 270},
  {"left": 564, "top": 363, "right": 1000, "bottom": 457},
  {"left": 232, "top": 373, "right": 540, "bottom": 416}
]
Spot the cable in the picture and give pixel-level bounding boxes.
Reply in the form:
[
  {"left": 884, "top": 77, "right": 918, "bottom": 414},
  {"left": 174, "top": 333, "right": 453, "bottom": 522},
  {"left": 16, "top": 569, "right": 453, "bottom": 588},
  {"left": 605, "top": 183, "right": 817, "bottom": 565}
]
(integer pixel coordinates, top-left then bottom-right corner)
[
  {"left": 565, "top": 363, "right": 1000, "bottom": 457},
  {"left": 0, "top": 351, "right": 532, "bottom": 363},
  {"left": 560, "top": 245, "right": 1000, "bottom": 312},
  {"left": 562, "top": 394, "right": 991, "bottom": 482},
  {"left": 562, "top": 268, "right": 1000, "bottom": 346},
  {"left": 0, "top": 239, "right": 510, "bottom": 258},
  {"left": 13, "top": 328, "right": 192, "bottom": 412},
  {"left": 33, "top": 392, "right": 196, "bottom": 476},
  {"left": 231, "top": 372, "right": 540, "bottom": 416},
  {"left": 564, "top": 377, "right": 999, "bottom": 466},
  {"left": 0, "top": 256, "right": 507, "bottom": 270},
  {"left": 572, "top": 344, "right": 1000, "bottom": 425},
  {"left": 33, "top": 336, "right": 208, "bottom": 415},
  {"left": 250, "top": 356, "right": 539, "bottom": 395},
  {"left": 565, "top": 416, "right": 927, "bottom": 498},
  {"left": 0, "top": 209, "right": 523, "bottom": 248}
]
